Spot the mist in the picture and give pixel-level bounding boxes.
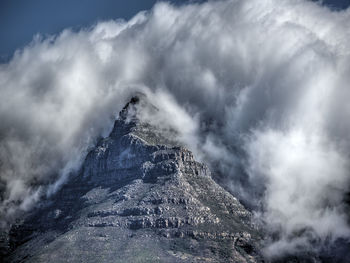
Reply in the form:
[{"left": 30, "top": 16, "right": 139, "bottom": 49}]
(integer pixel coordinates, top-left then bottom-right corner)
[{"left": 1, "top": 0, "right": 350, "bottom": 258}]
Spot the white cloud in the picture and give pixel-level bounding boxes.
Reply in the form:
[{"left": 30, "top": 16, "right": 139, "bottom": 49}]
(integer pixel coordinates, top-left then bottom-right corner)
[{"left": 0, "top": 0, "right": 350, "bottom": 257}]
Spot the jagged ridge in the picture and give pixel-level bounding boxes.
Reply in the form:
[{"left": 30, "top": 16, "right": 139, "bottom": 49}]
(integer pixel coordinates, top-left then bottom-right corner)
[{"left": 4, "top": 96, "right": 263, "bottom": 263}]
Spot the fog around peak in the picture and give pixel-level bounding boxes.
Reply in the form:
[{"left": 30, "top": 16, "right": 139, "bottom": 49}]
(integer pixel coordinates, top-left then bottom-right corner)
[{"left": 1, "top": 0, "right": 350, "bottom": 257}]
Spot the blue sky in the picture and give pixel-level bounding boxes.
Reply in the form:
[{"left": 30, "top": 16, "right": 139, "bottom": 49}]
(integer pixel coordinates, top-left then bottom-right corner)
[
  {"left": 0, "top": 0, "right": 195, "bottom": 61},
  {"left": 0, "top": 0, "right": 349, "bottom": 61},
  {"left": 0, "top": 0, "right": 350, "bottom": 251}
]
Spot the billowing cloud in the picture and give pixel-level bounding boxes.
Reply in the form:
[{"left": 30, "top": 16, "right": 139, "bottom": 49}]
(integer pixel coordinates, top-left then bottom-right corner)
[{"left": 1, "top": 0, "right": 350, "bottom": 258}]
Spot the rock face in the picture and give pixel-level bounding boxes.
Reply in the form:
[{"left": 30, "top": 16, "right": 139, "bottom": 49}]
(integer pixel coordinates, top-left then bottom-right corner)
[{"left": 3, "top": 96, "right": 263, "bottom": 263}]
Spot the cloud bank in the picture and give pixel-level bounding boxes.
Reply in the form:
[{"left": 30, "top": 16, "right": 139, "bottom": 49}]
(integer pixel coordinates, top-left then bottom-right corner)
[{"left": 1, "top": 0, "right": 350, "bottom": 257}]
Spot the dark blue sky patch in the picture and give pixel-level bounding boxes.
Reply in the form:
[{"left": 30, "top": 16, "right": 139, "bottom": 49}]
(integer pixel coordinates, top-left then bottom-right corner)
[
  {"left": 0, "top": 0, "right": 349, "bottom": 61},
  {"left": 0, "top": 0, "right": 196, "bottom": 61},
  {"left": 319, "top": 0, "right": 350, "bottom": 9}
]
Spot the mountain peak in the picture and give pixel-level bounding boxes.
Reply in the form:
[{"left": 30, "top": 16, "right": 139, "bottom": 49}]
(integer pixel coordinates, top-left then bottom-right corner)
[
  {"left": 119, "top": 94, "right": 142, "bottom": 120},
  {"left": 3, "top": 96, "right": 263, "bottom": 263},
  {"left": 118, "top": 93, "right": 158, "bottom": 121},
  {"left": 110, "top": 94, "right": 178, "bottom": 147}
]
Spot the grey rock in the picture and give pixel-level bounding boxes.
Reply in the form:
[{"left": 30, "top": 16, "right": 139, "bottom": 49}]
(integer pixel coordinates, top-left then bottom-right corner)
[{"left": 3, "top": 96, "right": 263, "bottom": 263}]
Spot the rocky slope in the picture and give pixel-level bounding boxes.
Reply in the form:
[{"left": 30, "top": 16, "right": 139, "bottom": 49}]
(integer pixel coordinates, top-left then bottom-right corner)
[{"left": 3, "top": 96, "right": 263, "bottom": 262}]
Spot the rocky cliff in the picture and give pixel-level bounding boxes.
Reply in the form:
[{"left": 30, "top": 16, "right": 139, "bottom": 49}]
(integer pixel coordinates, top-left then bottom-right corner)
[{"left": 3, "top": 96, "right": 263, "bottom": 263}]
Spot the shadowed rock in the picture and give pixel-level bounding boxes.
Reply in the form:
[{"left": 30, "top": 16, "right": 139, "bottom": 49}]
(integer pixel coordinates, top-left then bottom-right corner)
[{"left": 3, "top": 96, "right": 263, "bottom": 263}]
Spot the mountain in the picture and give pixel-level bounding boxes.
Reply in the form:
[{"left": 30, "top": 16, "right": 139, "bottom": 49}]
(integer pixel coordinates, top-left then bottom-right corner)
[{"left": 3, "top": 95, "right": 263, "bottom": 262}]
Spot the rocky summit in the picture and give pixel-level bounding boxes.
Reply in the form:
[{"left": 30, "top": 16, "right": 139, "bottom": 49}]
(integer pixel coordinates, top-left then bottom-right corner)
[{"left": 3, "top": 96, "right": 263, "bottom": 263}]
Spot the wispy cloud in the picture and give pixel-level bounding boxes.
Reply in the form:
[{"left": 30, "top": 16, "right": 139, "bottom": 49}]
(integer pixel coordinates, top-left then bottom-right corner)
[{"left": 0, "top": 0, "right": 349, "bottom": 257}]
